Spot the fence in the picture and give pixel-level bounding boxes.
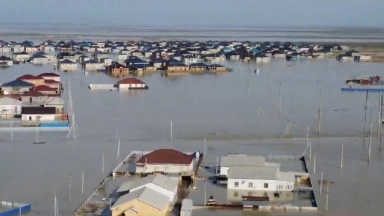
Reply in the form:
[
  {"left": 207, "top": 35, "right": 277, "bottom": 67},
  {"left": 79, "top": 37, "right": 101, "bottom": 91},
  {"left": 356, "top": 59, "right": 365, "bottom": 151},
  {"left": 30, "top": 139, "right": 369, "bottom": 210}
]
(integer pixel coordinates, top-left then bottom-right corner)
[
  {"left": 0, "top": 201, "right": 31, "bottom": 216},
  {"left": 40, "top": 122, "right": 70, "bottom": 128}
]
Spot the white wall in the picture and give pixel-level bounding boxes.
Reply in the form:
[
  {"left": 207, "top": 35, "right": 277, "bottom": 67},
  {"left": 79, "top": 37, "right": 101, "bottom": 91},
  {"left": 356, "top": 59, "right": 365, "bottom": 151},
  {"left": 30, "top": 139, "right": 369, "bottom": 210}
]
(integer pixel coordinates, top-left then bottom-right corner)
[
  {"left": 119, "top": 83, "right": 146, "bottom": 89},
  {"left": 136, "top": 161, "right": 194, "bottom": 174},
  {"left": 41, "top": 76, "right": 60, "bottom": 82},
  {"left": 22, "top": 114, "right": 55, "bottom": 122},
  {"left": 227, "top": 178, "right": 294, "bottom": 191},
  {"left": 0, "top": 105, "right": 21, "bottom": 115}
]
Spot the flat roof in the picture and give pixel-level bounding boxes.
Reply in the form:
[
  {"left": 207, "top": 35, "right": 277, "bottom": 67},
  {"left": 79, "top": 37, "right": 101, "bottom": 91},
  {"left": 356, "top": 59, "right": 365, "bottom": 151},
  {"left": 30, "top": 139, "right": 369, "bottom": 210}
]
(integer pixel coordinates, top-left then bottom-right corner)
[{"left": 220, "top": 155, "right": 266, "bottom": 167}]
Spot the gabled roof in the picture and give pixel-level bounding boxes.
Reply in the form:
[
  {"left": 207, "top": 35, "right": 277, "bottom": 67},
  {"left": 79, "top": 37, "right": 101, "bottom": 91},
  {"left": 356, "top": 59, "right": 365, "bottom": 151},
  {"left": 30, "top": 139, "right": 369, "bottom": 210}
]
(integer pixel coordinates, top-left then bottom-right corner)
[
  {"left": 44, "top": 97, "right": 64, "bottom": 105},
  {"left": 117, "top": 78, "right": 145, "bottom": 85},
  {"left": 21, "top": 107, "right": 55, "bottom": 115},
  {"left": 137, "top": 149, "right": 193, "bottom": 165},
  {"left": 18, "top": 74, "right": 44, "bottom": 80},
  {"left": 44, "top": 79, "right": 61, "bottom": 84},
  {"left": 116, "top": 174, "right": 178, "bottom": 194},
  {"left": 0, "top": 55, "right": 12, "bottom": 61},
  {"left": 111, "top": 187, "right": 169, "bottom": 212},
  {"left": 0, "top": 97, "right": 22, "bottom": 106},
  {"left": 31, "top": 85, "right": 56, "bottom": 92},
  {"left": 39, "top": 72, "right": 60, "bottom": 77},
  {"left": 60, "top": 59, "right": 76, "bottom": 64},
  {"left": 1, "top": 79, "right": 34, "bottom": 87}
]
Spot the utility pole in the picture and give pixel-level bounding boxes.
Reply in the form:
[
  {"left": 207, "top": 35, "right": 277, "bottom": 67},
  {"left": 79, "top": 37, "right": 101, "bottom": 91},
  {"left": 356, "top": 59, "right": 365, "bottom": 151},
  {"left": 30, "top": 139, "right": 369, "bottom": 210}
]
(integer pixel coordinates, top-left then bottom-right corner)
[
  {"left": 363, "top": 90, "right": 369, "bottom": 142},
  {"left": 68, "top": 174, "right": 72, "bottom": 210},
  {"left": 81, "top": 171, "right": 84, "bottom": 195},
  {"left": 170, "top": 121, "right": 173, "bottom": 140},
  {"left": 341, "top": 143, "right": 344, "bottom": 169},
  {"left": 278, "top": 75, "right": 282, "bottom": 114},
  {"left": 368, "top": 109, "right": 373, "bottom": 162},
  {"left": 102, "top": 151, "right": 105, "bottom": 173},
  {"left": 318, "top": 90, "right": 322, "bottom": 134},
  {"left": 320, "top": 171, "right": 324, "bottom": 195},
  {"left": 309, "top": 141, "right": 312, "bottom": 161},
  {"left": 313, "top": 153, "right": 316, "bottom": 174},
  {"left": 380, "top": 93, "right": 383, "bottom": 151}
]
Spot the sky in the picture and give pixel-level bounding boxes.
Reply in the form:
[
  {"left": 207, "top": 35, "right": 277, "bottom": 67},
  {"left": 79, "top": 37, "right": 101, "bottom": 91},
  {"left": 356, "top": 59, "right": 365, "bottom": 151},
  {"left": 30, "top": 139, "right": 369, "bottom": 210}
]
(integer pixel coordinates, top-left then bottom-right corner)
[{"left": 1, "top": 0, "right": 384, "bottom": 29}]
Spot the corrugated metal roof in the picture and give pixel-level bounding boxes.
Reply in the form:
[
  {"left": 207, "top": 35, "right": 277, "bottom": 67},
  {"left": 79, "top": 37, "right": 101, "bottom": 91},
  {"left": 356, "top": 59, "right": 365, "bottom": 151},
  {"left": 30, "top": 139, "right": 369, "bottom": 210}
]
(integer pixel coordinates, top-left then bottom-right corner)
[
  {"left": 228, "top": 166, "right": 277, "bottom": 180},
  {"left": 0, "top": 97, "right": 22, "bottom": 106},
  {"left": 116, "top": 174, "right": 178, "bottom": 194},
  {"left": 228, "top": 166, "right": 295, "bottom": 182},
  {"left": 221, "top": 155, "right": 266, "bottom": 167},
  {"left": 112, "top": 187, "right": 169, "bottom": 211}
]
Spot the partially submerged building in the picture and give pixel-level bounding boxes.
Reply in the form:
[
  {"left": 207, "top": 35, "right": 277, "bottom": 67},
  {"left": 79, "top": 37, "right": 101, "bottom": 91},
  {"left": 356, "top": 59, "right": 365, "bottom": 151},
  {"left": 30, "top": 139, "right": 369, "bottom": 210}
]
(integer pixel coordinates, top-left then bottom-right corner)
[
  {"left": 111, "top": 174, "right": 179, "bottom": 216},
  {"left": 136, "top": 149, "right": 195, "bottom": 175}
]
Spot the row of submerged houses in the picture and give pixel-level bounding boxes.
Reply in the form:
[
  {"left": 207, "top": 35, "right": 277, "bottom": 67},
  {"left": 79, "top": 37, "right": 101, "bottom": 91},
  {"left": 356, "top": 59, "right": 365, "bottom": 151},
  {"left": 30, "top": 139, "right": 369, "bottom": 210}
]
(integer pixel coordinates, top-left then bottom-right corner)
[
  {"left": 0, "top": 40, "right": 349, "bottom": 69},
  {"left": 0, "top": 73, "right": 68, "bottom": 123}
]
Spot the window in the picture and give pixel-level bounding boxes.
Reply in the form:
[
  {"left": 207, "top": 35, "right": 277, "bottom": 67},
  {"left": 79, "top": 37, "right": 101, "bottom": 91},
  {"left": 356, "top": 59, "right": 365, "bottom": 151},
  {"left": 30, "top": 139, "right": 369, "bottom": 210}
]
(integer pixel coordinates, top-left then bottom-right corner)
[
  {"left": 285, "top": 185, "right": 290, "bottom": 190},
  {"left": 234, "top": 191, "right": 238, "bottom": 197},
  {"left": 234, "top": 182, "right": 239, "bottom": 188},
  {"left": 278, "top": 185, "right": 283, "bottom": 190},
  {"left": 248, "top": 182, "right": 253, "bottom": 188},
  {"left": 248, "top": 191, "right": 252, "bottom": 196},
  {"left": 274, "top": 192, "right": 280, "bottom": 198},
  {"left": 264, "top": 183, "right": 268, "bottom": 188}
]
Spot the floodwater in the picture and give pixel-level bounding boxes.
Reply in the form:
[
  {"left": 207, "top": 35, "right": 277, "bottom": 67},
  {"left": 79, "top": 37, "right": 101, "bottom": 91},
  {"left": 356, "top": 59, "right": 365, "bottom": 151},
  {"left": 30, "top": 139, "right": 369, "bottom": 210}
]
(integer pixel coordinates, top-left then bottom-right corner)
[
  {"left": 2, "top": 25, "right": 384, "bottom": 42},
  {"left": 0, "top": 56, "right": 384, "bottom": 216}
]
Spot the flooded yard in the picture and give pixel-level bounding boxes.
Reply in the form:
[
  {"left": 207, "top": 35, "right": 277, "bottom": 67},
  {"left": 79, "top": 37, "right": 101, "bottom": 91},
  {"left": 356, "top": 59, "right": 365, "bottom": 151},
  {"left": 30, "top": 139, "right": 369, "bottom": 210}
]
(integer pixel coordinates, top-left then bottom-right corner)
[{"left": 0, "top": 58, "right": 384, "bottom": 215}]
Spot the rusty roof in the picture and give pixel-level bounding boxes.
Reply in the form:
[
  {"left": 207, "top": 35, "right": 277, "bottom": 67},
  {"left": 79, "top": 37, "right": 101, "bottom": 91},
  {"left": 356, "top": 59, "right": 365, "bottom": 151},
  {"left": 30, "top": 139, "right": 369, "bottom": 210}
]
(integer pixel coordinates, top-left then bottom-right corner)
[
  {"left": 117, "top": 77, "right": 145, "bottom": 85},
  {"left": 17, "top": 74, "right": 44, "bottom": 80},
  {"left": 136, "top": 149, "right": 193, "bottom": 165}
]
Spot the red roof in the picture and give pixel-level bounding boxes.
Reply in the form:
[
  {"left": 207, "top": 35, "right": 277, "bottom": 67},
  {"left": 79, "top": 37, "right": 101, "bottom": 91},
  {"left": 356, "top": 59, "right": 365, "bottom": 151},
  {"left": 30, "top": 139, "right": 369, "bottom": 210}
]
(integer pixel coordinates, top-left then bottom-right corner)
[
  {"left": 39, "top": 72, "right": 60, "bottom": 77},
  {"left": 17, "top": 74, "right": 43, "bottom": 80},
  {"left": 20, "top": 91, "right": 46, "bottom": 97},
  {"left": 44, "top": 79, "right": 60, "bottom": 84},
  {"left": 136, "top": 149, "right": 193, "bottom": 165},
  {"left": 117, "top": 78, "right": 145, "bottom": 85},
  {"left": 30, "top": 85, "right": 56, "bottom": 92}
]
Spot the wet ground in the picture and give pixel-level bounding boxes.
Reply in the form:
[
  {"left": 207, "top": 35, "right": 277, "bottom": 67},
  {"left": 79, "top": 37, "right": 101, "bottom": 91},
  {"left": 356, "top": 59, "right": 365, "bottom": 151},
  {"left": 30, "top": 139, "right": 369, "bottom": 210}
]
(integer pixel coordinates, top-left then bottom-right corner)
[{"left": 0, "top": 56, "right": 384, "bottom": 215}]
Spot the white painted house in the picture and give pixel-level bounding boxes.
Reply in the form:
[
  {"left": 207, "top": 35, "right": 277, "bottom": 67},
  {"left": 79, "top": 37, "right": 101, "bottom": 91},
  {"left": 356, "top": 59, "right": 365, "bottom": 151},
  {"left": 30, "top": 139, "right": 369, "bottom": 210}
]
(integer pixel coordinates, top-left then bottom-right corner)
[
  {"left": 58, "top": 59, "right": 77, "bottom": 71},
  {"left": 116, "top": 174, "right": 178, "bottom": 202},
  {"left": 135, "top": 149, "right": 195, "bottom": 174},
  {"left": 0, "top": 97, "right": 22, "bottom": 118},
  {"left": 220, "top": 155, "right": 279, "bottom": 177},
  {"left": 227, "top": 166, "right": 295, "bottom": 192},
  {"left": 21, "top": 107, "right": 56, "bottom": 122},
  {"left": 117, "top": 78, "right": 148, "bottom": 90}
]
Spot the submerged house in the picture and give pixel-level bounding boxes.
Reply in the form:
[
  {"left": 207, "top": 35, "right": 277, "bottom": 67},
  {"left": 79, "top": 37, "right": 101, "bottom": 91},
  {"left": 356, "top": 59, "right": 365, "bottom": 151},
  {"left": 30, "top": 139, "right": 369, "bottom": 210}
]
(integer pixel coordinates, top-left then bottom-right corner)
[
  {"left": 1, "top": 79, "right": 34, "bottom": 94},
  {"left": 82, "top": 59, "right": 105, "bottom": 71},
  {"left": 21, "top": 107, "right": 56, "bottom": 122},
  {"left": 135, "top": 149, "right": 195, "bottom": 175},
  {"left": 117, "top": 78, "right": 148, "bottom": 90},
  {"left": 0, "top": 55, "right": 13, "bottom": 66},
  {"left": 58, "top": 59, "right": 77, "bottom": 71},
  {"left": 106, "top": 62, "right": 129, "bottom": 77},
  {"left": 0, "top": 97, "right": 22, "bottom": 118}
]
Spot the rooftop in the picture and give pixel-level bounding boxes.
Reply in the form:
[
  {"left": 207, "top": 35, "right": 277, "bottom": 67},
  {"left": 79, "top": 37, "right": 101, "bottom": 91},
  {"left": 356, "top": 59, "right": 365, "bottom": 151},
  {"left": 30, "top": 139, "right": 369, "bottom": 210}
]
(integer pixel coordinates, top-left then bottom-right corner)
[
  {"left": 18, "top": 74, "right": 43, "bottom": 80},
  {"left": 136, "top": 149, "right": 193, "bottom": 165},
  {"left": 117, "top": 78, "right": 145, "bottom": 85},
  {"left": 111, "top": 187, "right": 169, "bottom": 212},
  {"left": 228, "top": 166, "right": 295, "bottom": 182},
  {"left": 116, "top": 173, "right": 178, "bottom": 194}
]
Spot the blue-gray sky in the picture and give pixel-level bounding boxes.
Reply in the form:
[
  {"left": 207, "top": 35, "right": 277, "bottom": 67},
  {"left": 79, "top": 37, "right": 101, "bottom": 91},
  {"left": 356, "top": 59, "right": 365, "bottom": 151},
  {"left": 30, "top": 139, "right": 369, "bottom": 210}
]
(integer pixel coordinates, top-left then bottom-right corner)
[{"left": 1, "top": 0, "right": 384, "bottom": 28}]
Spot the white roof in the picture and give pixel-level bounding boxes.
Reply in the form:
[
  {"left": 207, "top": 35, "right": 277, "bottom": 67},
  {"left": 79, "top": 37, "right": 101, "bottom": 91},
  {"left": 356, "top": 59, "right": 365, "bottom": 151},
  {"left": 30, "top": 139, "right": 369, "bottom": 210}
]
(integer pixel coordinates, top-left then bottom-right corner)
[
  {"left": 44, "top": 97, "right": 64, "bottom": 105},
  {"left": 0, "top": 97, "right": 22, "bottom": 106},
  {"left": 221, "top": 155, "right": 266, "bottom": 167},
  {"left": 112, "top": 187, "right": 169, "bottom": 211},
  {"left": 117, "top": 174, "right": 178, "bottom": 194},
  {"left": 228, "top": 166, "right": 295, "bottom": 182}
]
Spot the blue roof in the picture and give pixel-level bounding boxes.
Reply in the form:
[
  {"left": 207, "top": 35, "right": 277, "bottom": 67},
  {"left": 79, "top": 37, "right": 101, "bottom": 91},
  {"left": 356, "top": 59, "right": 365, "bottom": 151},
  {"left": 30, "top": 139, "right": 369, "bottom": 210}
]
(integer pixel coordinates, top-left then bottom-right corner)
[
  {"left": 190, "top": 63, "right": 207, "bottom": 67},
  {"left": 168, "top": 62, "right": 187, "bottom": 67},
  {"left": 2, "top": 79, "right": 34, "bottom": 87}
]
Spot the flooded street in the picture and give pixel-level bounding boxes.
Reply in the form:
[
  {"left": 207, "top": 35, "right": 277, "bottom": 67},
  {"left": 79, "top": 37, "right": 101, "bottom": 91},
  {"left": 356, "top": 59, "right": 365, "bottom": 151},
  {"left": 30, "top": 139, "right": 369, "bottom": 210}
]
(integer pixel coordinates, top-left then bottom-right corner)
[{"left": 0, "top": 59, "right": 384, "bottom": 216}]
